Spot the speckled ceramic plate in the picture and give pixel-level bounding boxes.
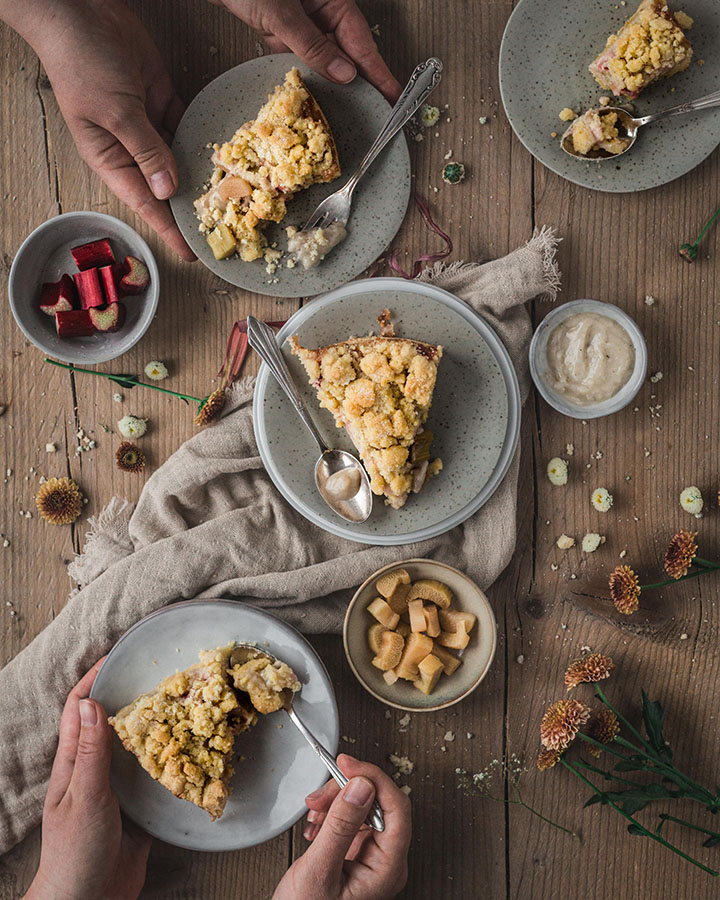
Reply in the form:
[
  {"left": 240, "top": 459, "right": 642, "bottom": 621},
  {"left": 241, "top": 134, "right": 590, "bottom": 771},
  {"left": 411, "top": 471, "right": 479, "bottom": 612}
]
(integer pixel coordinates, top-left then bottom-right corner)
[
  {"left": 499, "top": 0, "right": 720, "bottom": 192},
  {"left": 343, "top": 560, "right": 497, "bottom": 711},
  {"left": 90, "top": 600, "right": 339, "bottom": 852},
  {"left": 253, "top": 278, "right": 522, "bottom": 546},
  {"left": 170, "top": 54, "right": 410, "bottom": 296}
]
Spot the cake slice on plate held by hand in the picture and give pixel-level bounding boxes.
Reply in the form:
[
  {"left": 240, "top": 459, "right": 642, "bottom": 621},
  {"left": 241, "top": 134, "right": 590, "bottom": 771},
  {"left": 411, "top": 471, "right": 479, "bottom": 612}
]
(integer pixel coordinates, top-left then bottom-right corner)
[
  {"left": 589, "top": 0, "right": 693, "bottom": 99},
  {"left": 109, "top": 644, "right": 300, "bottom": 820},
  {"left": 291, "top": 310, "right": 443, "bottom": 510}
]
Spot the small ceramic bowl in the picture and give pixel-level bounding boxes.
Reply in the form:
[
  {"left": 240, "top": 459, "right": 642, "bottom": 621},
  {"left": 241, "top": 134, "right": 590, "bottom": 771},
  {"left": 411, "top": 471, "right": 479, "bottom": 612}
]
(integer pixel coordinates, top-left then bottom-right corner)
[
  {"left": 8, "top": 211, "right": 160, "bottom": 365},
  {"left": 343, "top": 559, "right": 497, "bottom": 712},
  {"left": 529, "top": 298, "right": 647, "bottom": 420}
]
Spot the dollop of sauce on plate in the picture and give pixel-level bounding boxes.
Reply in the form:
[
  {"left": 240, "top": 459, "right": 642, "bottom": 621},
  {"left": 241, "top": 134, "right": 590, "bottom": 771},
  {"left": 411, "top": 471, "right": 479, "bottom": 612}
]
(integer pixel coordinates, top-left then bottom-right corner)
[
  {"left": 546, "top": 312, "right": 635, "bottom": 405},
  {"left": 324, "top": 466, "right": 362, "bottom": 501},
  {"left": 287, "top": 222, "right": 347, "bottom": 269}
]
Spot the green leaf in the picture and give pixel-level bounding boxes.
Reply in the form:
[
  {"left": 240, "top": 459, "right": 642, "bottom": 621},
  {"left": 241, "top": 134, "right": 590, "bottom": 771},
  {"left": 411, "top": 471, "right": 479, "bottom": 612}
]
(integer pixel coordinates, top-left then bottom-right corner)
[
  {"left": 587, "top": 783, "right": 680, "bottom": 816},
  {"left": 615, "top": 756, "right": 649, "bottom": 772},
  {"left": 106, "top": 373, "right": 141, "bottom": 390},
  {"left": 628, "top": 824, "right": 646, "bottom": 836},
  {"left": 641, "top": 690, "right": 673, "bottom": 764},
  {"left": 703, "top": 836, "right": 720, "bottom": 848}
]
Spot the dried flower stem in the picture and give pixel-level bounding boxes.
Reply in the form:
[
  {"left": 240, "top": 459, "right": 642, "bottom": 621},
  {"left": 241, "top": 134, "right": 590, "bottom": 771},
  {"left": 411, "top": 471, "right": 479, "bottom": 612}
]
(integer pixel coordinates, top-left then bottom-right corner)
[
  {"left": 45, "top": 359, "right": 203, "bottom": 403},
  {"left": 641, "top": 567, "right": 716, "bottom": 591},
  {"left": 560, "top": 758, "right": 718, "bottom": 876},
  {"left": 659, "top": 814, "right": 720, "bottom": 842},
  {"left": 680, "top": 207, "right": 720, "bottom": 261},
  {"left": 497, "top": 783, "right": 579, "bottom": 838}
]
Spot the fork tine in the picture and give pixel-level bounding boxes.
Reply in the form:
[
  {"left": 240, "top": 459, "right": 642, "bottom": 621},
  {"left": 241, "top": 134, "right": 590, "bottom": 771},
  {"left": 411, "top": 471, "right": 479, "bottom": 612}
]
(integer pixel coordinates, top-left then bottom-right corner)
[{"left": 300, "top": 208, "right": 329, "bottom": 232}]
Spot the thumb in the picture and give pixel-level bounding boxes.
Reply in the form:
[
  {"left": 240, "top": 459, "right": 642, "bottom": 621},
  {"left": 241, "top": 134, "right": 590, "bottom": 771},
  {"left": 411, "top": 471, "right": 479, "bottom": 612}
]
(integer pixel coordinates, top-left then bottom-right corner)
[
  {"left": 113, "top": 108, "right": 179, "bottom": 201},
  {"left": 69, "top": 698, "right": 113, "bottom": 801},
  {"left": 269, "top": 12, "right": 357, "bottom": 84},
  {"left": 306, "top": 777, "right": 375, "bottom": 875}
]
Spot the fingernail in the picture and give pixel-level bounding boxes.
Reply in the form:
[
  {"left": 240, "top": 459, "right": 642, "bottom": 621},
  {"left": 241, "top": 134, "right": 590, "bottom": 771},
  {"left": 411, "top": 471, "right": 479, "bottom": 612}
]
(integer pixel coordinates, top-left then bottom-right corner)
[
  {"left": 303, "top": 823, "right": 319, "bottom": 841},
  {"left": 79, "top": 699, "right": 97, "bottom": 727},
  {"left": 327, "top": 57, "right": 356, "bottom": 83},
  {"left": 150, "top": 170, "right": 175, "bottom": 200},
  {"left": 305, "top": 787, "right": 322, "bottom": 802},
  {"left": 306, "top": 809, "right": 321, "bottom": 824},
  {"left": 343, "top": 777, "right": 374, "bottom": 807}
]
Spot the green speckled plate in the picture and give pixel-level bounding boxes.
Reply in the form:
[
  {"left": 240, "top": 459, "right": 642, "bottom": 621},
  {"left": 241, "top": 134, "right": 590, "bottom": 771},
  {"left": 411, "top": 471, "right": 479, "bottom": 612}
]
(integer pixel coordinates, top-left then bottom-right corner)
[
  {"left": 253, "top": 278, "right": 521, "bottom": 546},
  {"left": 499, "top": 0, "right": 720, "bottom": 192},
  {"left": 170, "top": 54, "right": 410, "bottom": 296}
]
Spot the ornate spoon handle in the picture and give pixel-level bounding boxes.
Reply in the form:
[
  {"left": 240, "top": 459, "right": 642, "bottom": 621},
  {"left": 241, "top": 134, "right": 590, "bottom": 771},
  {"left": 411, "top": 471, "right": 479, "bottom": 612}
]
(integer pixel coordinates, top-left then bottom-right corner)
[{"left": 638, "top": 88, "right": 720, "bottom": 126}]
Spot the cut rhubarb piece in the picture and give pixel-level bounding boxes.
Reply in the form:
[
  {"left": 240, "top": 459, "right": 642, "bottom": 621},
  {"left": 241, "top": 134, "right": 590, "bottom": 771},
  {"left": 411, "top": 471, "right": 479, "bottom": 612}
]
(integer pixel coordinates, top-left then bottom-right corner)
[
  {"left": 56, "top": 309, "right": 95, "bottom": 338},
  {"left": 71, "top": 238, "right": 115, "bottom": 271},
  {"left": 39, "top": 274, "right": 76, "bottom": 317},
  {"left": 74, "top": 268, "right": 105, "bottom": 309},
  {"left": 99, "top": 265, "right": 120, "bottom": 304},
  {"left": 89, "top": 302, "right": 126, "bottom": 333},
  {"left": 119, "top": 256, "right": 150, "bottom": 295}
]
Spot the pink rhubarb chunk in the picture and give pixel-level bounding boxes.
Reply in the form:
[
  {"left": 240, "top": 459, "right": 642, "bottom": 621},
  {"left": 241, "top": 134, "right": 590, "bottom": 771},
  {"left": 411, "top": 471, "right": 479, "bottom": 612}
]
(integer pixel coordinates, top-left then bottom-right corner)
[
  {"left": 119, "top": 255, "right": 150, "bottom": 295},
  {"left": 89, "top": 302, "right": 126, "bottom": 333},
  {"left": 74, "top": 268, "right": 104, "bottom": 309},
  {"left": 39, "top": 273, "right": 76, "bottom": 316},
  {"left": 71, "top": 238, "right": 115, "bottom": 271},
  {"left": 56, "top": 309, "right": 95, "bottom": 338}
]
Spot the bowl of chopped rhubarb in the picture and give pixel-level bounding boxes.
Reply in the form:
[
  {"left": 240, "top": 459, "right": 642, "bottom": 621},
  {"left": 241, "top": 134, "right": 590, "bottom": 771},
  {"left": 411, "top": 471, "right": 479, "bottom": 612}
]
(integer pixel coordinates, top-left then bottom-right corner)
[{"left": 8, "top": 211, "right": 159, "bottom": 364}]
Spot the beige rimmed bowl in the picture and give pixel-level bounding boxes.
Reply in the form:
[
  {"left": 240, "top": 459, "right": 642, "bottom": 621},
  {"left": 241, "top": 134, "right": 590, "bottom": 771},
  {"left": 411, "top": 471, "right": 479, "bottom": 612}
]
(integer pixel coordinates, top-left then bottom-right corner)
[{"left": 343, "top": 559, "right": 497, "bottom": 712}]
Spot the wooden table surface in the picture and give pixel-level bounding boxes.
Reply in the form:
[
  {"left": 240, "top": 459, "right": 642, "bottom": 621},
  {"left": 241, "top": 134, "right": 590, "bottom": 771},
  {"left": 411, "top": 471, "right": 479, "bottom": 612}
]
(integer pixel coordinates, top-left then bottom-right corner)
[{"left": 2, "top": 1, "right": 720, "bottom": 898}]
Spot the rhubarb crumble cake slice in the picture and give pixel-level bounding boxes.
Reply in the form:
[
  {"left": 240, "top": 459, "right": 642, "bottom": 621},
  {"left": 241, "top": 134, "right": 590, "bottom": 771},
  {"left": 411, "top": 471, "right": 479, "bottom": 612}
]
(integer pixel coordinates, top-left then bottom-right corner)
[
  {"left": 230, "top": 654, "right": 302, "bottom": 715},
  {"left": 290, "top": 311, "right": 443, "bottom": 509},
  {"left": 194, "top": 67, "right": 340, "bottom": 265},
  {"left": 109, "top": 644, "right": 255, "bottom": 820},
  {"left": 589, "top": 0, "right": 693, "bottom": 99},
  {"left": 565, "top": 109, "right": 632, "bottom": 157}
]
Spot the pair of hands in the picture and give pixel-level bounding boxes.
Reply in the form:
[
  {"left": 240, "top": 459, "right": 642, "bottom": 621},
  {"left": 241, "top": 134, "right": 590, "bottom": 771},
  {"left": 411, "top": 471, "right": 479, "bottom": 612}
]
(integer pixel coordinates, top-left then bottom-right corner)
[
  {"left": 25, "top": 662, "right": 411, "bottom": 900},
  {"left": 14, "top": 0, "right": 401, "bottom": 261}
]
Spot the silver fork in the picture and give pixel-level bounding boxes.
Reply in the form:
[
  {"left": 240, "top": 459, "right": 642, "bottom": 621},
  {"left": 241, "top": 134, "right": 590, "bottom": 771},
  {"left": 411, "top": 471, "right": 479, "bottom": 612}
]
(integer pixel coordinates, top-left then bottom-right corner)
[{"left": 300, "top": 57, "right": 443, "bottom": 234}]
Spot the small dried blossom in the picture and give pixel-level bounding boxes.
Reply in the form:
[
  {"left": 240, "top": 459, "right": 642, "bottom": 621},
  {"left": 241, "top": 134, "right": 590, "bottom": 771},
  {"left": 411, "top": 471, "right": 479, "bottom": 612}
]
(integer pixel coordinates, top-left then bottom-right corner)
[
  {"left": 115, "top": 442, "right": 145, "bottom": 474},
  {"left": 117, "top": 415, "right": 147, "bottom": 439},
  {"left": 547, "top": 457, "right": 568, "bottom": 486},
  {"left": 36, "top": 477, "right": 84, "bottom": 525},
  {"left": 144, "top": 361, "right": 168, "bottom": 381},
  {"left": 586, "top": 710, "right": 620, "bottom": 758},
  {"left": 591, "top": 487, "right": 613, "bottom": 512},
  {"left": 582, "top": 532, "right": 604, "bottom": 553},
  {"left": 540, "top": 699, "right": 591, "bottom": 751},
  {"left": 194, "top": 388, "right": 226, "bottom": 426},
  {"left": 664, "top": 530, "right": 698, "bottom": 580},
  {"left": 537, "top": 748, "right": 561, "bottom": 771},
  {"left": 609, "top": 564, "right": 640, "bottom": 615},
  {"left": 679, "top": 486, "right": 703, "bottom": 517},
  {"left": 564, "top": 653, "right": 615, "bottom": 690}
]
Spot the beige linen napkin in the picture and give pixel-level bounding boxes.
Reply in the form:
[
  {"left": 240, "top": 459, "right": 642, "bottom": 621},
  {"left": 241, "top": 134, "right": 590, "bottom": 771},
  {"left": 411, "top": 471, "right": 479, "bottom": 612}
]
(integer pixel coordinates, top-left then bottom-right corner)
[{"left": 0, "top": 228, "right": 560, "bottom": 854}]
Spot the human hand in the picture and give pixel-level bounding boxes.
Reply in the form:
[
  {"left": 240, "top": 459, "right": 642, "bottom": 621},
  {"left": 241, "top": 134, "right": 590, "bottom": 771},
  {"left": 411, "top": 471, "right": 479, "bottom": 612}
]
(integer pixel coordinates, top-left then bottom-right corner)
[
  {"left": 25, "top": 659, "right": 151, "bottom": 900},
  {"left": 272, "top": 754, "right": 411, "bottom": 900},
  {"left": 27, "top": 0, "right": 194, "bottom": 260},
  {"left": 215, "top": 0, "right": 402, "bottom": 102}
]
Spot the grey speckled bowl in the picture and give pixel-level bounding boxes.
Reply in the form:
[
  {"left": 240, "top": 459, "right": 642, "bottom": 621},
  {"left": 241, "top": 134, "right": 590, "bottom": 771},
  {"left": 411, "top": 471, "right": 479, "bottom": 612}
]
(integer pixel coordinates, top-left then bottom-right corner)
[
  {"left": 170, "top": 54, "right": 411, "bottom": 297},
  {"left": 8, "top": 211, "right": 159, "bottom": 364},
  {"left": 253, "top": 278, "right": 522, "bottom": 545},
  {"left": 499, "top": 0, "right": 720, "bottom": 192},
  {"left": 343, "top": 559, "right": 498, "bottom": 712}
]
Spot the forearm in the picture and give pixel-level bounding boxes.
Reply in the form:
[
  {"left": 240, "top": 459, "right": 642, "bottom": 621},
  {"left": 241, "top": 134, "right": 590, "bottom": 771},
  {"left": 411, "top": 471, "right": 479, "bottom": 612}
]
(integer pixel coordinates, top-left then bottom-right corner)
[{"left": 0, "top": 0, "right": 93, "bottom": 55}]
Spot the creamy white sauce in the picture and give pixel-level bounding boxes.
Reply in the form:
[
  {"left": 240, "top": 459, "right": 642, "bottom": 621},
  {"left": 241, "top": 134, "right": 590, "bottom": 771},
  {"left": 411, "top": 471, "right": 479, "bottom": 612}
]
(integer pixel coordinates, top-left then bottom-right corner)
[
  {"left": 546, "top": 312, "right": 635, "bottom": 405},
  {"left": 288, "top": 222, "right": 347, "bottom": 269},
  {"left": 325, "top": 467, "right": 361, "bottom": 501}
]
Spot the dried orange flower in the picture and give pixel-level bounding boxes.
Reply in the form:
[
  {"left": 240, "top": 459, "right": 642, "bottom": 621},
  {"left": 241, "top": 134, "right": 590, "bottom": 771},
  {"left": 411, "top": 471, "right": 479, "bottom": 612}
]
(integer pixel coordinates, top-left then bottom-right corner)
[
  {"left": 195, "top": 388, "right": 226, "bottom": 426},
  {"left": 564, "top": 653, "right": 615, "bottom": 690},
  {"left": 540, "top": 699, "right": 591, "bottom": 751},
  {"left": 664, "top": 530, "right": 698, "bottom": 580},
  {"left": 537, "top": 747, "right": 561, "bottom": 771},
  {"left": 609, "top": 565, "right": 640, "bottom": 615},
  {"left": 115, "top": 442, "right": 145, "bottom": 474},
  {"left": 36, "top": 476, "right": 84, "bottom": 525},
  {"left": 586, "top": 710, "right": 620, "bottom": 758}
]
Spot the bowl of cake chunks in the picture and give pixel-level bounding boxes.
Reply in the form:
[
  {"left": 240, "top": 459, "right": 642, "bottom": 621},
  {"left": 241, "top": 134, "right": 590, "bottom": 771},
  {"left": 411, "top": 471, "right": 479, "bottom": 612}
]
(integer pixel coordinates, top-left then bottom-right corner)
[
  {"left": 8, "top": 211, "right": 159, "bottom": 364},
  {"left": 343, "top": 559, "right": 497, "bottom": 712}
]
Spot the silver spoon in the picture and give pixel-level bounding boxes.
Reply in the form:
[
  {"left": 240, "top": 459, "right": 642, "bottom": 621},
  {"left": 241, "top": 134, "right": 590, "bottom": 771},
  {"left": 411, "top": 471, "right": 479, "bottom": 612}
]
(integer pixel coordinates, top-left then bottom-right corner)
[
  {"left": 246, "top": 317, "right": 372, "bottom": 523},
  {"left": 561, "top": 88, "right": 720, "bottom": 160},
  {"left": 230, "top": 643, "right": 385, "bottom": 832}
]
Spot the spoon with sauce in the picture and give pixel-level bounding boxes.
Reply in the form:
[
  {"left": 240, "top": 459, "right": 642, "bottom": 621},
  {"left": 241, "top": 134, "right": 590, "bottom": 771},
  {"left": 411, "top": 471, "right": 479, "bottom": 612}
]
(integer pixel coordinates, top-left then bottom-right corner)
[
  {"left": 562, "top": 88, "right": 720, "bottom": 160},
  {"left": 247, "top": 317, "right": 372, "bottom": 523},
  {"left": 230, "top": 643, "right": 385, "bottom": 832}
]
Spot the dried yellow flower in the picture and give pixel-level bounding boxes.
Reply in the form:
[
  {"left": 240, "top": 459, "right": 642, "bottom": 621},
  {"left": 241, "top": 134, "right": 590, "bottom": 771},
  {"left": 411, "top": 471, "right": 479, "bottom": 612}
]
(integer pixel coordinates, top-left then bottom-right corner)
[
  {"left": 36, "top": 476, "right": 84, "bottom": 525},
  {"left": 540, "top": 699, "right": 591, "bottom": 751},
  {"left": 609, "top": 565, "right": 640, "bottom": 615},
  {"left": 195, "top": 388, "right": 226, "bottom": 426},
  {"left": 664, "top": 530, "right": 698, "bottom": 580},
  {"left": 586, "top": 710, "right": 620, "bottom": 758},
  {"left": 564, "top": 653, "right": 615, "bottom": 690},
  {"left": 537, "top": 748, "right": 562, "bottom": 771},
  {"left": 115, "top": 442, "right": 145, "bottom": 474}
]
